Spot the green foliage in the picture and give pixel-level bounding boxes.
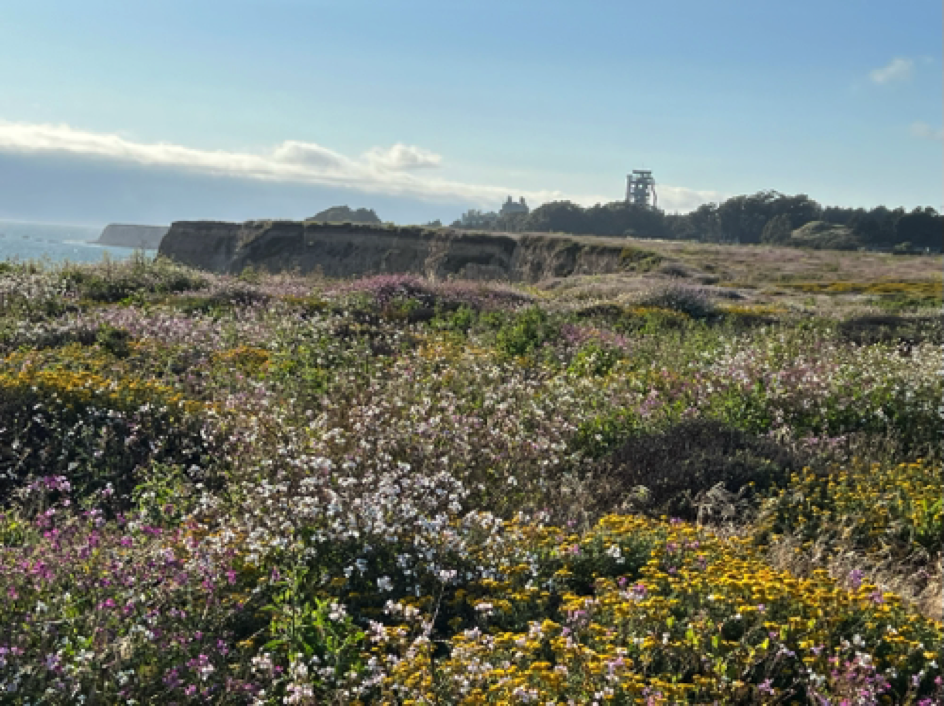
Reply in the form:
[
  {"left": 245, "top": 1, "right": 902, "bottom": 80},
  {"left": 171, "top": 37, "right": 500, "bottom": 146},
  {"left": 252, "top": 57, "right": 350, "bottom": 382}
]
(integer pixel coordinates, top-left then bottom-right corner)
[
  {"left": 472, "top": 189, "right": 939, "bottom": 252},
  {"left": 238, "top": 263, "right": 263, "bottom": 284},
  {"left": 618, "top": 245, "right": 663, "bottom": 271},
  {"left": 2, "top": 263, "right": 943, "bottom": 703},
  {"left": 0, "top": 354, "right": 214, "bottom": 508},
  {"left": 896, "top": 208, "right": 943, "bottom": 250},
  {"left": 572, "top": 408, "right": 640, "bottom": 459},
  {"left": 130, "top": 463, "right": 195, "bottom": 526},
  {"left": 635, "top": 284, "right": 717, "bottom": 320},
  {"left": 757, "top": 459, "right": 942, "bottom": 559},
  {"left": 306, "top": 205, "right": 382, "bottom": 224},
  {"left": 432, "top": 304, "right": 477, "bottom": 333},
  {"left": 494, "top": 306, "right": 559, "bottom": 358},
  {"left": 62, "top": 255, "right": 207, "bottom": 302},
  {"left": 837, "top": 314, "right": 943, "bottom": 347},
  {"left": 567, "top": 339, "right": 623, "bottom": 377},
  {"left": 789, "top": 221, "right": 861, "bottom": 250},
  {"left": 760, "top": 213, "right": 793, "bottom": 244},
  {"left": 262, "top": 567, "right": 367, "bottom": 679},
  {"left": 95, "top": 324, "right": 132, "bottom": 358}
]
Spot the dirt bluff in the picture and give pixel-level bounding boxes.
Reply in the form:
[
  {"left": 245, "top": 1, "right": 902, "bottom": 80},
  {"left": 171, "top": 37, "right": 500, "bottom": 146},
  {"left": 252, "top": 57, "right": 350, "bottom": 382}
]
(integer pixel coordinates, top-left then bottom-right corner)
[{"left": 158, "top": 220, "right": 628, "bottom": 282}]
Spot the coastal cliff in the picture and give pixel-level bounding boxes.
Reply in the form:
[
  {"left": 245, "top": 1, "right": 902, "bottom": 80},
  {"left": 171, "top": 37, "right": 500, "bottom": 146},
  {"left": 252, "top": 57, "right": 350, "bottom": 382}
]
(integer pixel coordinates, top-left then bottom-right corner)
[
  {"left": 158, "top": 221, "right": 629, "bottom": 282},
  {"left": 96, "top": 224, "right": 169, "bottom": 249}
]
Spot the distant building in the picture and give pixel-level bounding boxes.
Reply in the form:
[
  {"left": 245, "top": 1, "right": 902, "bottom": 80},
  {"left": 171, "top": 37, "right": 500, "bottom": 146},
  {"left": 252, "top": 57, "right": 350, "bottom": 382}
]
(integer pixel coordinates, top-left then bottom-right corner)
[
  {"left": 500, "top": 196, "right": 530, "bottom": 217},
  {"left": 626, "top": 170, "right": 658, "bottom": 209}
]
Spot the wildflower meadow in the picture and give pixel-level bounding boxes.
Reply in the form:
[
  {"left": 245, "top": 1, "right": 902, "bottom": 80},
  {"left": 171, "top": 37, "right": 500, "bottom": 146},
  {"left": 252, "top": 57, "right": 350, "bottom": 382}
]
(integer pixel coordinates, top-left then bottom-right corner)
[{"left": 0, "top": 254, "right": 941, "bottom": 704}]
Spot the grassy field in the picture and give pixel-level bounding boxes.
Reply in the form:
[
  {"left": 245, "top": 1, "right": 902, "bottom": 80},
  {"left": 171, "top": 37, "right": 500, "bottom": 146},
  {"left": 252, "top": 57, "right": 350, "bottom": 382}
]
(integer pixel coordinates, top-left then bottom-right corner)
[{"left": 0, "top": 252, "right": 941, "bottom": 704}]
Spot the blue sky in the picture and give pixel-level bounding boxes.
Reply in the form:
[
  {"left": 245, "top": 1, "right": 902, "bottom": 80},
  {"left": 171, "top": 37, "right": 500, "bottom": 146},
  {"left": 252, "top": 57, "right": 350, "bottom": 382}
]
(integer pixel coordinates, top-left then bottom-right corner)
[{"left": 0, "top": 0, "right": 940, "bottom": 226}]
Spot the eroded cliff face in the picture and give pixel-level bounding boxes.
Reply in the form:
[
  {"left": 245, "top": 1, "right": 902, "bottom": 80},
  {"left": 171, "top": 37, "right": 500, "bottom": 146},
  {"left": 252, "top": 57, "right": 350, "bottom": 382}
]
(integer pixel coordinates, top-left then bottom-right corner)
[
  {"left": 159, "top": 221, "right": 628, "bottom": 282},
  {"left": 96, "top": 224, "right": 169, "bottom": 249}
]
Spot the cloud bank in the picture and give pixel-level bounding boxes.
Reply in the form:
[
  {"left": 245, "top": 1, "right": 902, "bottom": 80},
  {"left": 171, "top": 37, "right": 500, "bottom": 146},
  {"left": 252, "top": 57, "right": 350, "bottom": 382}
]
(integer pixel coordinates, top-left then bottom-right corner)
[
  {"left": 364, "top": 143, "right": 442, "bottom": 171},
  {"left": 0, "top": 120, "right": 717, "bottom": 213},
  {"left": 869, "top": 57, "right": 913, "bottom": 84}
]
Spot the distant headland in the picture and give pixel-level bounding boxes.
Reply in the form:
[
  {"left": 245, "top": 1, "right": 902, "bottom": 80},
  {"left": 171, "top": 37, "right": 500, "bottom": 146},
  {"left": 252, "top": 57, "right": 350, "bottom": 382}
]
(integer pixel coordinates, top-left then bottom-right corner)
[{"left": 95, "top": 224, "right": 169, "bottom": 250}]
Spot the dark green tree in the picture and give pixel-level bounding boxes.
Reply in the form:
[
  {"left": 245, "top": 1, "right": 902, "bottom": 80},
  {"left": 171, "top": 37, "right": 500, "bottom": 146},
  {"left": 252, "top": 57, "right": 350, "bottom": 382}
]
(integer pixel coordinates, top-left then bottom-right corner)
[
  {"left": 521, "top": 201, "right": 590, "bottom": 234},
  {"left": 760, "top": 213, "right": 794, "bottom": 244},
  {"left": 307, "top": 206, "right": 382, "bottom": 224},
  {"left": 896, "top": 208, "right": 942, "bottom": 250}
]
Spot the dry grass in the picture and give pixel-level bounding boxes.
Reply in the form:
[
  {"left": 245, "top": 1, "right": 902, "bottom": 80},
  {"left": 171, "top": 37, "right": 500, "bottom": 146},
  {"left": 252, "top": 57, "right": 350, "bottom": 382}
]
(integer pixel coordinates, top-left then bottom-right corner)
[
  {"left": 765, "top": 535, "right": 944, "bottom": 621},
  {"left": 520, "top": 233, "right": 941, "bottom": 311}
]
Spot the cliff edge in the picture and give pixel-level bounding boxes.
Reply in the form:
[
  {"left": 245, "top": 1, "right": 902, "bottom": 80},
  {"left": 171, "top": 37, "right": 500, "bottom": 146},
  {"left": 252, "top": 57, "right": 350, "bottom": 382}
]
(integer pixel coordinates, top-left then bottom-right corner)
[
  {"left": 96, "top": 224, "right": 169, "bottom": 249},
  {"left": 158, "top": 221, "right": 629, "bottom": 282}
]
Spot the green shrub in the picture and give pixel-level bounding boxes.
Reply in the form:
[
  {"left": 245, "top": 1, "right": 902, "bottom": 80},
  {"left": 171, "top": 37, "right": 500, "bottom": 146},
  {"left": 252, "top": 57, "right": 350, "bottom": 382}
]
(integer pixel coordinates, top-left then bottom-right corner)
[
  {"left": 837, "top": 313, "right": 943, "bottom": 347},
  {"left": 495, "top": 306, "right": 559, "bottom": 358},
  {"left": 567, "top": 339, "right": 623, "bottom": 377},
  {"left": 95, "top": 324, "right": 133, "bottom": 358},
  {"left": 572, "top": 408, "right": 640, "bottom": 459},
  {"left": 619, "top": 245, "right": 663, "bottom": 271},
  {"left": 636, "top": 283, "right": 717, "bottom": 320}
]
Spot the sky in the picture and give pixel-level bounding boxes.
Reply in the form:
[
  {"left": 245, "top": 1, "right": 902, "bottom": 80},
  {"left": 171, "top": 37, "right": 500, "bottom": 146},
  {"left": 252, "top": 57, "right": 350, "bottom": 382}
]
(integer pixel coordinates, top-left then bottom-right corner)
[{"left": 0, "top": 0, "right": 940, "bottom": 226}]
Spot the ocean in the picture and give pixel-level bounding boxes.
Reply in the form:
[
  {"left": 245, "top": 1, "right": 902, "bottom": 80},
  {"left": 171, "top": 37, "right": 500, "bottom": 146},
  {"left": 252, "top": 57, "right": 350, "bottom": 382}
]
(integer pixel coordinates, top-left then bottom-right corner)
[{"left": 0, "top": 220, "right": 156, "bottom": 264}]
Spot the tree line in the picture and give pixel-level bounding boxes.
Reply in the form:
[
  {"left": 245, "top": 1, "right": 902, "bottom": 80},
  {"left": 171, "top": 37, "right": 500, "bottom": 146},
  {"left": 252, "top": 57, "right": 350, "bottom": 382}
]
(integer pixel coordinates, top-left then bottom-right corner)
[{"left": 453, "top": 191, "right": 942, "bottom": 251}]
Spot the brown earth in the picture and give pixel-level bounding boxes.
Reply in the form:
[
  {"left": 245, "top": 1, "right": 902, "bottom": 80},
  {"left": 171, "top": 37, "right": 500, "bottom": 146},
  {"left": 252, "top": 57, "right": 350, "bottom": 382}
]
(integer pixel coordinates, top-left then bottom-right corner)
[{"left": 158, "top": 220, "right": 944, "bottom": 290}]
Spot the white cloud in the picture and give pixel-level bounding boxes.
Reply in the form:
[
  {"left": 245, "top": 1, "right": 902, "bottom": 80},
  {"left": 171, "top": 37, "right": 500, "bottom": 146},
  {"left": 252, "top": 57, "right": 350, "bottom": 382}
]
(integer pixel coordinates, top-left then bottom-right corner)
[
  {"left": 0, "top": 120, "right": 715, "bottom": 212},
  {"left": 909, "top": 121, "right": 943, "bottom": 141},
  {"left": 656, "top": 185, "right": 726, "bottom": 213},
  {"left": 271, "top": 140, "right": 350, "bottom": 169},
  {"left": 364, "top": 143, "right": 442, "bottom": 170},
  {"left": 869, "top": 57, "right": 913, "bottom": 84}
]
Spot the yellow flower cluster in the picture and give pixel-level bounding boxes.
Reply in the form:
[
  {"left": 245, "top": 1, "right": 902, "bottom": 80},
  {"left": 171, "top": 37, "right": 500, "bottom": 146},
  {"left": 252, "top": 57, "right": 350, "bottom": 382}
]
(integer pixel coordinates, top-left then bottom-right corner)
[
  {"left": 416, "top": 334, "right": 493, "bottom": 363},
  {"left": 626, "top": 306, "right": 691, "bottom": 321},
  {"left": 757, "top": 459, "right": 943, "bottom": 559},
  {"left": 374, "top": 514, "right": 942, "bottom": 703},
  {"left": 0, "top": 355, "right": 199, "bottom": 415},
  {"left": 785, "top": 280, "right": 942, "bottom": 298},
  {"left": 721, "top": 303, "right": 787, "bottom": 317},
  {"left": 211, "top": 345, "right": 271, "bottom": 372}
]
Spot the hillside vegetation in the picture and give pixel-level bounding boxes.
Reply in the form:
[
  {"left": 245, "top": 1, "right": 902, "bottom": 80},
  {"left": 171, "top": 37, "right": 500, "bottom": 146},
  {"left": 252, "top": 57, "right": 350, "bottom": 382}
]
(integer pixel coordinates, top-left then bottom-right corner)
[
  {"left": 0, "top": 251, "right": 941, "bottom": 704},
  {"left": 307, "top": 206, "right": 383, "bottom": 225},
  {"left": 458, "top": 191, "right": 943, "bottom": 253}
]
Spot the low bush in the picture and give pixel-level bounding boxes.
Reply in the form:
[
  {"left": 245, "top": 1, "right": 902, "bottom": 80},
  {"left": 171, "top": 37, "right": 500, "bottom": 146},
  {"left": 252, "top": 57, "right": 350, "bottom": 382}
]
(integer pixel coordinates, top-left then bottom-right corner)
[
  {"left": 567, "top": 338, "right": 625, "bottom": 377},
  {"left": 495, "top": 306, "right": 560, "bottom": 359},
  {"left": 837, "top": 313, "right": 943, "bottom": 347},
  {"left": 619, "top": 245, "right": 663, "bottom": 272},
  {"left": 598, "top": 420, "right": 803, "bottom": 519},
  {"left": 0, "top": 360, "right": 216, "bottom": 509},
  {"left": 635, "top": 284, "right": 718, "bottom": 320},
  {"left": 61, "top": 256, "right": 208, "bottom": 303}
]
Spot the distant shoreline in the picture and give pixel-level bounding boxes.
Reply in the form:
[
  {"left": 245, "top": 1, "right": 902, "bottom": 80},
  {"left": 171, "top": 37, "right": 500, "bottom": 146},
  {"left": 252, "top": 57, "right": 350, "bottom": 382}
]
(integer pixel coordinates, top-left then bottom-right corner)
[{"left": 95, "top": 224, "right": 169, "bottom": 249}]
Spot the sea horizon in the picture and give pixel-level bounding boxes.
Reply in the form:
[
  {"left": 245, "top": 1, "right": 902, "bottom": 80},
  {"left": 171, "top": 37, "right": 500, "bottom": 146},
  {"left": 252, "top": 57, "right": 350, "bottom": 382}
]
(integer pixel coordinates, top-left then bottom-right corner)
[{"left": 0, "top": 219, "right": 157, "bottom": 264}]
